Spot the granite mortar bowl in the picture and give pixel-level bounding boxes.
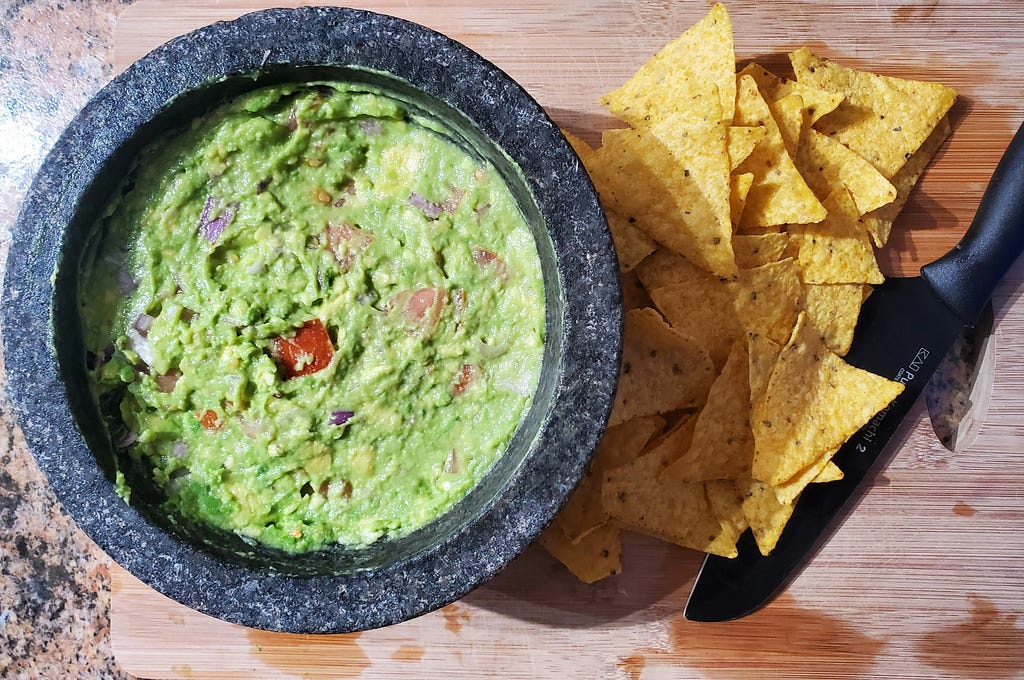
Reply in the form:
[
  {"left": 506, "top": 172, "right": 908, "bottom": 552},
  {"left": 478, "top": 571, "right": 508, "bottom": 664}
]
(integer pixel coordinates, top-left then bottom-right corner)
[{"left": 1, "top": 8, "right": 622, "bottom": 632}]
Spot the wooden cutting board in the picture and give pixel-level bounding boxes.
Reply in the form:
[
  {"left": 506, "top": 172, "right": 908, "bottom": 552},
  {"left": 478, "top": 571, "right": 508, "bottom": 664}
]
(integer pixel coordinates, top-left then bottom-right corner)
[{"left": 109, "top": 2, "right": 1024, "bottom": 678}]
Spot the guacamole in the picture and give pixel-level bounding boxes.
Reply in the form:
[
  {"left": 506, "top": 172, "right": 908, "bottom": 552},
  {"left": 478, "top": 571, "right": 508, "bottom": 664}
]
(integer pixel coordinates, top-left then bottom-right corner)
[{"left": 79, "top": 82, "right": 545, "bottom": 552}]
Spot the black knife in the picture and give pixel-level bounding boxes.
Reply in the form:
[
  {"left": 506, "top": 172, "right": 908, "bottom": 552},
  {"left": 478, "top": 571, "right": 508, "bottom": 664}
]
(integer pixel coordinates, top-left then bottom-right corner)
[{"left": 684, "top": 120, "right": 1024, "bottom": 623}]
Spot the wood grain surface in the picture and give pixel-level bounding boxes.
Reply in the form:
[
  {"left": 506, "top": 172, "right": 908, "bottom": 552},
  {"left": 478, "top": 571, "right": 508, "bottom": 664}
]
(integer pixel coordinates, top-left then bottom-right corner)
[{"left": 109, "top": 1, "right": 1024, "bottom": 678}]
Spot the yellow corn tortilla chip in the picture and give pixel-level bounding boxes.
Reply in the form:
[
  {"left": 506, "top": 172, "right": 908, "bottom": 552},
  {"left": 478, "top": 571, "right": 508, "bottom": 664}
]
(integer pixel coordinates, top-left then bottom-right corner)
[
  {"left": 733, "top": 233, "right": 791, "bottom": 269},
  {"left": 812, "top": 460, "right": 844, "bottom": 483},
  {"left": 539, "top": 520, "right": 622, "bottom": 583},
  {"left": 602, "top": 3, "right": 735, "bottom": 126},
  {"left": 803, "top": 282, "right": 868, "bottom": 356},
  {"left": 797, "top": 128, "right": 898, "bottom": 215},
  {"left": 592, "top": 123, "right": 737, "bottom": 278},
  {"left": 737, "top": 62, "right": 844, "bottom": 125},
  {"left": 662, "top": 341, "right": 754, "bottom": 482},
  {"left": 730, "top": 172, "right": 754, "bottom": 227},
  {"left": 751, "top": 312, "right": 904, "bottom": 485},
  {"left": 748, "top": 332, "right": 783, "bottom": 407},
  {"left": 649, "top": 279, "right": 742, "bottom": 370},
  {"left": 734, "top": 75, "right": 827, "bottom": 228},
  {"left": 557, "top": 415, "right": 665, "bottom": 543},
  {"left": 607, "top": 210, "right": 659, "bottom": 272},
  {"left": 621, "top": 268, "right": 654, "bottom": 311},
  {"left": 769, "top": 93, "right": 807, "bottom": 159},
  {"left": 727, "top": 126, "right": 768, "bottom": 170},
  {"left": 742, "top": 478, "right": 794, "bottom": 556},
  {"left": 732, "top": 257, "right": 805, "bottom": 345},
  {"left": 704, "top": 479, "right": 749, "bottom": 557},
  {"left": 790, "top": 47, "right": 956, "bottom": 178},
  {"left": 634, "top": 247, "right": 708, "bottom": 291},
  {"left": 636, "top": 410, "right": 699, "bottom": 471},
  {"left": 563, "top": 129, "right": 596, "bottom": 164},
  {"left": 602, "top": 451, "right": 737, "bottom": 558},
  {"left": 789, "top": 187, "right": 885, "bottom": 285},
  {"left": 609, "top": 308, "right": 715, "bottom": 426},
  {"left": 772, "top": 446, "right": 840, "bottom": 506},
  {"left": 863, "top": 116, "right": 952, "bottom": 246}
]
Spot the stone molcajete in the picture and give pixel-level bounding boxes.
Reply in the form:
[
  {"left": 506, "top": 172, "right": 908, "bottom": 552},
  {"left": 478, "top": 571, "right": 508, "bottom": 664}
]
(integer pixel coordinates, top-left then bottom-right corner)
[{"left": 2, "top": 8, "right": 621, "bottom": 633}]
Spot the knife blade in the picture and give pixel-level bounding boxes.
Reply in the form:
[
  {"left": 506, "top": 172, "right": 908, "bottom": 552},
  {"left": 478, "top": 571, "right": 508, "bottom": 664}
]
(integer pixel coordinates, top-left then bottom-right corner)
[{"left": 684, "top": 119, "right": 1024, "bottom": 623}]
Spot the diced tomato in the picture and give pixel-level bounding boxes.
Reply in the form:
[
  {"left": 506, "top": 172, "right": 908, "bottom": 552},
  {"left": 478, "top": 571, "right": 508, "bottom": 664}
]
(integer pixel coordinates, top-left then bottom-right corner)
[
  {"left": 452, "top": 363, "right": 480, "bottom": 396},
  {"left": 197, "top": 409, "right": 222, "bottom": 430},
  {"left": 325, "top": 223, "right": 373, "bottom": 272},
  {"left": 471, "top": 246, "right": 508, "bottom": 279},
  {"left": 272, "top": 319, "right": 334, "bottom": 378},
  {"left": 390, "top": 287, "right": 446, "bottom": 337}
]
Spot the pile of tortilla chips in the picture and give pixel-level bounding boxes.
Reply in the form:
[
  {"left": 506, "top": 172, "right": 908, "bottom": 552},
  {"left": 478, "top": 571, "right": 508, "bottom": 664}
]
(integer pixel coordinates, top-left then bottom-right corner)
[{"left": 541, "top": 2, "right": 956, "bottom": 583}]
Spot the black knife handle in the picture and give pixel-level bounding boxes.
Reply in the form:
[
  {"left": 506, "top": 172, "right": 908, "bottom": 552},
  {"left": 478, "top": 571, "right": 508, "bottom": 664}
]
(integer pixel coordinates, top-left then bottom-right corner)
[{"left": 921, "top": 120, "right": 1024, "bottom": 327}]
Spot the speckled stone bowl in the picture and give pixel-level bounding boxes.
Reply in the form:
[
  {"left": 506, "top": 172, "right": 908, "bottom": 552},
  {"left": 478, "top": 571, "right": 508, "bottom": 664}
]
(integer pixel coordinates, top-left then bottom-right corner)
[{"left": 1, "top": 7, "right": 620, "bottom": 633}]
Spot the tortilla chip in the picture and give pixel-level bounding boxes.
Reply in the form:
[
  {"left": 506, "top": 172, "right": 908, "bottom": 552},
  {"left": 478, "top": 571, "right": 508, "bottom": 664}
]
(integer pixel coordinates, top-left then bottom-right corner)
[
  {"left": 563, "top": 129, "right": 597, "bottom": 163},
  {"left": 609, "top": 308, "right": 715, "bottom": 426},
  {"left": 751, "top": 312, "right": 904, "bottom": 485},
  {"left": 734, "top": 75, "right": 827, "bottom": 228},
  {"left": 636, "top": 410, "right": 700, "bottom": 470},
  {"left": 797, "top": 128, "right": 897, "bottom": 215},
  {"left": 812, "top": 460, "right": 844, "bottom": 483},
  {"left": 772, "top": 446, "right": 840, "bottom": 506},
  {"left": 592, "top": 123, "right": 737, "bottom": 278},
  {"left": 539, "top": 520, "right": 622, "bottom": 583},
  {"left": 704, "top": 479, "right": 749, "bottom": 557},
  {"left": 602, "top": 3, "right": 735, "bottom": 126},
  {"left": 730, "top": 172, "right": 754, "bottom": 227},
  {"left": 863, "top": 116, "right": 952, "bottom": 246},
  {"left": 803, "top": 283, "right": 868, "bottom": 356},
  {"left": 727, "top": 126, "right": 768, "bottom": 170},
  {"left": 634, "top": 247, "right": 708, "bottom": 291},
  {"left": 602, "top": 451, "right": 735, "bottom": 557},
  {"left": 607, "top": 210, "right": 659, "bottom": 272},
  {"left": 662, "top": 341, "right": 754, "bottom": 482},
  {"left": 742, "top": 478, "right": 795, "bottom": 556},
  {"left": 737, "top": 62, "right": 844, "bottom": 125},
  {"left": 733, "top": 233, "right": 790, "bottom": 269},
  {"left": 789, "top": 187, "right": 885, "bottom": 285},
  {"left": 769, "top": 93, "right": 808, "bottom": 159},
  {"left": 649, "top": 278, "right": 741, "bottom": 370},
  {"left": 556, "top": 415, "right": 665, "bottom": 542},
  {"left": 748, "top": 332, "right": 783, "bottom": 406},
  {"left": 621, "top": 268, "right": 654, "bottom": 311},
  {"left": 732, "top": 257, "right": 805, "bottom": 345},
  {"left": 790, "top": 47, "right": 956, "bottom": 178}
]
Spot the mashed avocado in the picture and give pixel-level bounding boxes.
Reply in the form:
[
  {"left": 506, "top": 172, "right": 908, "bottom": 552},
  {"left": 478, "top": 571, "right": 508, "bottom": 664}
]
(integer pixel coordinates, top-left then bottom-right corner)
[{"left": 79, "top": 82, "right": 545, "bottom": 551}]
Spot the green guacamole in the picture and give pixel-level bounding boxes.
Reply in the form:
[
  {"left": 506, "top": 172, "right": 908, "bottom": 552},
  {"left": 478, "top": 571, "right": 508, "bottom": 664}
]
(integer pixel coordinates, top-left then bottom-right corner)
[{"left": 79, "top": 82, "right": 545, "bottom": 552}]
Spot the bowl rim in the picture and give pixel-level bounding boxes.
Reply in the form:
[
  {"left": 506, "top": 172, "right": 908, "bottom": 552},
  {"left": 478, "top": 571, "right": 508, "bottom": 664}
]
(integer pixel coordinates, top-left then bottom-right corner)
[{"left": 1, "top": 6, "right": 622, "bottom": 633}]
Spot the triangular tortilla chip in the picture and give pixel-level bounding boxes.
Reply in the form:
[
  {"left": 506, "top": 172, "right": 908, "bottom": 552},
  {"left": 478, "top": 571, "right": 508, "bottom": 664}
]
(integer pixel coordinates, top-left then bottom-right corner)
[
  {"left": 602, "top": 3, "right": 735, "bottom": 126},
  {"left": 789, "top": 187, "right": 885, "bottom": 284},
  {"left": 790, "top": 47, "right": 956, "bottom": 178},
  {"left": 797, "top": 128, "right": 897, "bottom": 215},
  {"left": 620, "top": 268, "right": 654, "bottom": 311},
  {"left": 730, "top": 172, "right": 754, "bottom": 227},
  {"left": 607, "top": 210, "right": 659, "bottom": 272},
  {"left": 802, "top": 282, "right": 868, "bottom": 356},
  {"left": 609, "top": 308, "right": 715, "bottom": 425},
  {"left": 705, "top": 480, "right": 749, "bottom": 557},
  {"left": 539, "top": 520, "right": 622, "bottom": 583},
  {"left": 741, "top": 478, "right": 795, "bottom": 556},
  {"left": 662, "top": 341, "right": 754, "bottom": 482},
  {"left": 748, "top": 332, "right": 783, "bottom": 407},
  {"left": 737, "top": 62, "right": 845, "bottom": 125},
  {"left": 634, "top": 410, "right": 700, "bottom": 472},
  {"left": 812, "top": 461, "right": 844, "bottom": 483},
  {"left": 728, "top": 125, "right": 768, "bottom": 170},
  {"left": 733, "top": 233, "right": 790, "bottom": 269},
  {"left": 751, "top": 312, "right": 904, "bottom": 485},
  {"left": 634, "top": 248, "right": 708, "bottom": 291},
  {"left": 732, "top": 257, "right": 805, "bottom": 345},
  {"left": 650, "top": 278, "right": 742, "bottom": 370},
  {"left": 734, "top": 75, "right": 827, "bottom": 228}
]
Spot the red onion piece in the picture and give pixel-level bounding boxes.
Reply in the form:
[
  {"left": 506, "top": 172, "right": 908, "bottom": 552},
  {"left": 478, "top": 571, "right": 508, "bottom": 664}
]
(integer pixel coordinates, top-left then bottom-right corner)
[
  {"left": 117, "top": 268, "right": 137, "bottom": 295},
  {"left": 115, "top": 430, "right": 139, "bottom": 448},
  {"left": 133, "top": 313, "right": 154, "bottom": 336},
  {"left": 330, "top": 410, "right": 354, "bottom": 426},
  {"left": 442, "top": 186, "right": 465, "bottom": 214},
  {"left": 408, "top": 193, "right": 442, "bottom": 219},
  {"left": 359, "top": 119, "right": 383, "bottom": 136}
]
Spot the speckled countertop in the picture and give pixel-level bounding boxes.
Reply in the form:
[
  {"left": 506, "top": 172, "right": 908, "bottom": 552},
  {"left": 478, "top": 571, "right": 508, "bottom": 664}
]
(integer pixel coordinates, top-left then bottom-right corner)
[{"left": 1, "top": 1, "right": 133, "bottom": 677}]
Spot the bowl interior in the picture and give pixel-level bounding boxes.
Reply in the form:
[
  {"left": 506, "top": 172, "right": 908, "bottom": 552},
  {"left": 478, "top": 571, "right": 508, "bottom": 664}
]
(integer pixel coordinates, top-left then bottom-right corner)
[{"left": 53, "top": 64, "right": 564, "bottom": 577}]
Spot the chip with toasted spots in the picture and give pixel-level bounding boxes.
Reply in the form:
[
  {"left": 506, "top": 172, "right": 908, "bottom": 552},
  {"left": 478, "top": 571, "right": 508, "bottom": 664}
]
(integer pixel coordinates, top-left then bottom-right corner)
[
  {"left": 741, "top": 478, "right": 795, "bottom": 556},
  {"left": 602, "top": 3, "right": 735, "bottom": 126},
  {"left": 607, "top": 210, "right": 659, "bottom": 272},
  {"left": 634, "top": 248, "right": 709, "bottom": 291},
  {"left": 803, "top": 282, "right": 868, "bottom": 356},
  {"left": 748, "top": 332, "right": 784, "bottom": 406},
  {"left": 734, "top": 75, "right": 827, "bottom": 228},
  {"left": 733, "top": 232, "right": 790, "bottom": 269},
  {"left": 539, "top": 520, "right": 623, "bottom": 583},
  {"left": 737, "top": 62, "right": 845, "bottom": 125},
  {"left": 609, "top": 308, "right": 715, "bottom": 426},
  {"left": 769, "top": 93, "right": 808, "bottom": 158},
  {"left": 797, "top": 128, "right": 898, "bottom": 215},
  {"left": 751, "top": 312, "right": 904, "bottom": 485},
  {"left": 790, "top": 187, "right": 885, "bottom": 285},
  {"left": 662, "top": 341, "right": 754, "bottom": 482},
  {"left": 790, "top": 47, "right": 956, "bottom": 178},
  {"left": 732, "top": 257, "right": 805, "bottom": 345},
  {"left": 620, "top": 268, "right": 654, "bottom": 311},
  {"left": 730, "top": 172, "right": 754, "bottom": 227},
  {"left": 812, "top": 460, "right": 844, "bottom": 483},
  {"left": 558, "top": 415, "right": 665, "bottom": 542},
  {"left": 727, "top": 125, "right": 768, "bottom": 170},
  {"left": 705, "top": 479, "right": 749, "bottom": 556},
  {"left": 863, "top": 116, "right": 952, "bottom": 246},
  {"left": 649, "top": 279, "right": 741, "bottom": 370}
]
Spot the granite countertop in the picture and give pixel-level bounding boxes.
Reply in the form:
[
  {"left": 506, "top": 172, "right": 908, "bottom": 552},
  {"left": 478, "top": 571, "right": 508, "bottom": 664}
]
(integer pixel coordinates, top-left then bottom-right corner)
[{"left": 1, "top": 1, "right": 133, "bottom": 677}]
